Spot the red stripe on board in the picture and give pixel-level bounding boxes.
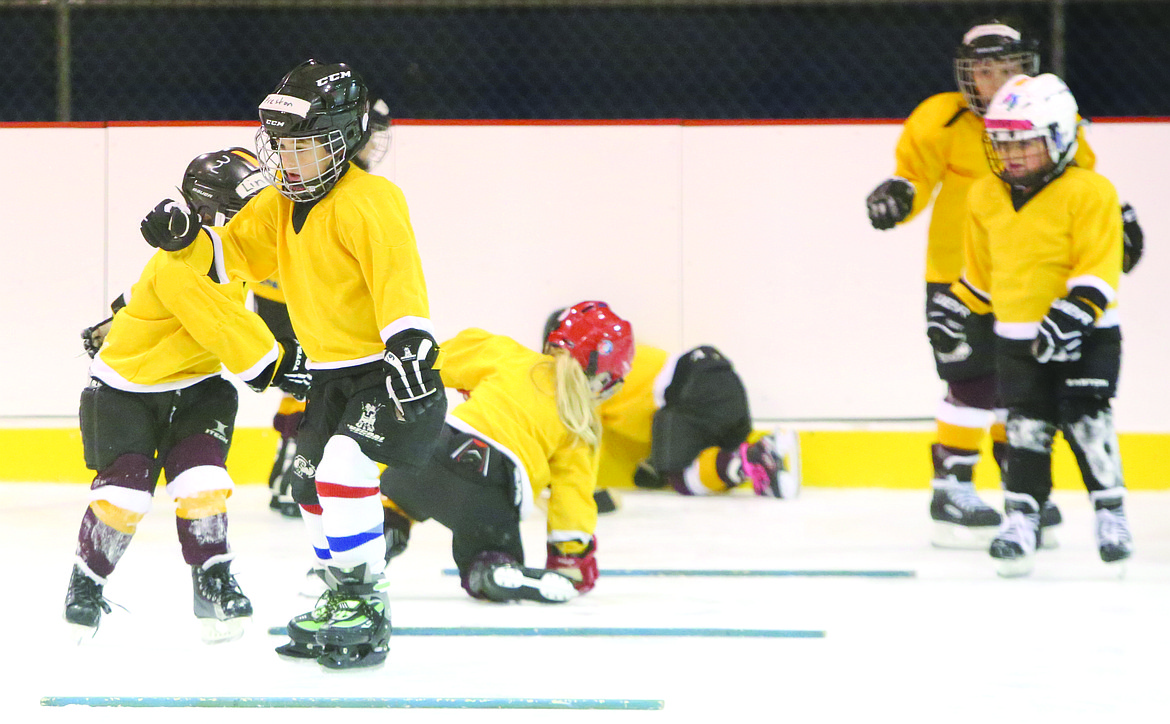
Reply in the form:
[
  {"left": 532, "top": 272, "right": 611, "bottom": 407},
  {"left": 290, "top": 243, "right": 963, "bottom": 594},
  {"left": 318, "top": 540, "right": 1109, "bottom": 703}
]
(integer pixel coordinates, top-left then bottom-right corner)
[
  {"left": 0, "top": 122, "right": 106, "bottom": 129},
  {"left": 4, "top": 117, "right": 1168, "bottom": 130},
  {"left": 301, "top": 504, "right": 323, "bottom": 515},
  {"left": 107, "top": 120, "right": 258, "bottom": 128},
  {"left": 390, "top": 117, "right": 909, "bottom": 126},
  {"left": 317, "top": 482, "right": 379, "bottom": 499}
]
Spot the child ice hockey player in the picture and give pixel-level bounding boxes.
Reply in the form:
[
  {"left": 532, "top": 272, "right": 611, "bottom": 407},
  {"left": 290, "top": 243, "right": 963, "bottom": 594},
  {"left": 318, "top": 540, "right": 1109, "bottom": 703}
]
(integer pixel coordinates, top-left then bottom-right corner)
[
  {"left": 866, "top": 18, "right": 1142, "bottom": 549},
  {"left": 542, "top": 312, "right": 798, "bottom": 510},
  {"left": 253, "top": 96, "right": 391, "bottom": 518},
  {"left": 141, "top": 61, "right": 446, "bottom": 670},
  {"left": 67, "top": 147, "right": 309, "bottom": 644},
  {"left": 940, "top": 73, "right": 1132, "bottom": 577},
  {"left": 275, "top": 302, "right": 633, "bottom": 660},
  {"left": 387, "top": 302, "right": 634, "bottom": 600}
]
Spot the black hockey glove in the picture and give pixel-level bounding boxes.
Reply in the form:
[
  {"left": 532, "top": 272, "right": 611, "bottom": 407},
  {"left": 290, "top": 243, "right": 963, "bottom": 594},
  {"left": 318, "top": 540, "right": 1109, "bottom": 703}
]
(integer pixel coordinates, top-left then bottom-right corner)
[
  {"left": 925, "top": 287, "right": 973, "bottom": 363},
  {"left": 80, "top": 316, "right": 114, "bottom": 358},
  {"left": 272, "top": 339, "right": 312, "bottom": 400},
  {"left": 383, "top": 329, "right": 443, "bottom": 423},
  {"left": 866, "top": 177, "right": 914, "bottom": 230},
  {"left": 1032, "top": 294, "right": 1099, "bottom": 364},
  {"left": 1121, "top": 202, "right": 1143, "bottom": 274},
  {"left": 141, "top": 198, "right": 202, "bottom": 252}
]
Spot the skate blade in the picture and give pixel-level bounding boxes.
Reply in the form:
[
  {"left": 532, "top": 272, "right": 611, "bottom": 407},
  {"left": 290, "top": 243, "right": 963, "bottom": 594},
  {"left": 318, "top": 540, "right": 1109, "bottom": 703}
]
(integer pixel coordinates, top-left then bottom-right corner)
[
  {"left": 1103, "top": 559, "right": 1128, "bottom": 579},
  {"left": 491, "top": 566, "right": 577, "bottom": 603},
  {"left": 199, "top": 615, "right": 250, "bottom": 644},
  {"left": 1038, "top": 527, "right": 1059, "bottom": 550},
  {"left": 276, "top": 639, "right": 325, "bottom": 660},
  {"left": 775, "top": 470, "right": 800, "bottom": 500},
  {"left": 775, "top": 429, "right": 801, "bottom": 499},
  {"left": 994, "top": 556, "right": 1035, "bottom": 578},
  {"left": 66, "top": 622, "right": 98, "bottom": 645},
  {"left": 318, "top": 646, "right": 387, "bottom": 671},
  {"left": 931, "top": 521, "right": 999, "bottom": 549}
]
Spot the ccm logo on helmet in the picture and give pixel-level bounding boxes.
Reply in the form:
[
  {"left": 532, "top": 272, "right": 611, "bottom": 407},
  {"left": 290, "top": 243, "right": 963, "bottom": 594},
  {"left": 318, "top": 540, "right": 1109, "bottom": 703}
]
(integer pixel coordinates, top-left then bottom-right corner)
[{"left": 316, "top": 70, "right": 352, "bottom": 86}]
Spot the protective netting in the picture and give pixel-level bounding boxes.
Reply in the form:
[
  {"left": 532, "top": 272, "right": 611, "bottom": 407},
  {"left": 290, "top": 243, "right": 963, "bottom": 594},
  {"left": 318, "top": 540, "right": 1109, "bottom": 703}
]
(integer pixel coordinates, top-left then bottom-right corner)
[{"left": 2, "top": 1, "right": 1167, "bottom": 122}]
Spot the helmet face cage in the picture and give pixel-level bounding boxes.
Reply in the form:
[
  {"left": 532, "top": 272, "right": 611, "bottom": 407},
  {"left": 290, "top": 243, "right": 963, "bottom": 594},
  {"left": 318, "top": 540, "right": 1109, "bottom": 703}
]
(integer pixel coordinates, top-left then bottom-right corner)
[
  {"left": 544, "top": 301, "right": 635, "bottom": 399},
  {"left": 256, "top": 60, "right": 371, "bottom": 202},
  {"left": 983, "top": 74, "right": 1079, "bottom": 188},
  {"left": 180, "top": 147, "right": 266, "bottom": 226},
  {"left": 954, "top": 22, "right": 1040, "bottom": 116},
  {"left": 256, "top": 126, "right": 349, "bottom": 203},
  {"left": 354, "top": 98, "right": 392, "bottom": 172}
]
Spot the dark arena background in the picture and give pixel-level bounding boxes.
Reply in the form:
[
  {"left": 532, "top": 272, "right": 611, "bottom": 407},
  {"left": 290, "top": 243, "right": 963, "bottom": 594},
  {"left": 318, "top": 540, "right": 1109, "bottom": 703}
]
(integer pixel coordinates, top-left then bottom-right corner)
[{"left": 2, "top": 0, "right": 1168, "bottom": 122}]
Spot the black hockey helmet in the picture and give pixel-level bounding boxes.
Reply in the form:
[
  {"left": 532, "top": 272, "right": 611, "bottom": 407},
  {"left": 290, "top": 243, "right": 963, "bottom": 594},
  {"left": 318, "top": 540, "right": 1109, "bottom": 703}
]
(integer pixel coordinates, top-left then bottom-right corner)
[
  {"left": 180, "top": 147, "right": 267, "bottom": 226},
  {"left": 354, "top": 97, "right": 393, "bottom": 172},
  {"left": 255, "top": 59, "right": 371, "bottom": 201},
  {"left": 954, "top": 19, "right": 1040, "bottom": 116},
  {"left": 542, "top": 307, "right": 568, "bottom": 352}
]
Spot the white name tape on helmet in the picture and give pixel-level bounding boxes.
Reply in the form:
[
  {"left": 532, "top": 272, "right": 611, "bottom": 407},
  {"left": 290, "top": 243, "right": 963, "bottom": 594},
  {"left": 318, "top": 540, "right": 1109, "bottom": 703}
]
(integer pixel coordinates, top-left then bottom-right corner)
[
  {"left": 235, "top": 172, "right": 269, "bottom": 199},
  {"left": 260, "top": 93, "right": 311, "bottom": 119}
]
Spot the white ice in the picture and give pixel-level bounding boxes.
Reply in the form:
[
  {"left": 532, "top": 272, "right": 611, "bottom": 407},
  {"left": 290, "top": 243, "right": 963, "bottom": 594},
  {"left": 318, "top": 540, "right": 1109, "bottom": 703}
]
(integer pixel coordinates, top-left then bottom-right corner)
[{"left": 5, "top": 483, "right": 1169, "bottom": 723}]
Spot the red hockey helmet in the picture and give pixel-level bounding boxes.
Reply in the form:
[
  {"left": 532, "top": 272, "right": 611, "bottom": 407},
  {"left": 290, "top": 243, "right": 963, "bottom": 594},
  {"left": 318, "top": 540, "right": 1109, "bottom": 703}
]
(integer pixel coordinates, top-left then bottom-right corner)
[{"left": 544, "top": 301, "right": 634, "bottom": 399}]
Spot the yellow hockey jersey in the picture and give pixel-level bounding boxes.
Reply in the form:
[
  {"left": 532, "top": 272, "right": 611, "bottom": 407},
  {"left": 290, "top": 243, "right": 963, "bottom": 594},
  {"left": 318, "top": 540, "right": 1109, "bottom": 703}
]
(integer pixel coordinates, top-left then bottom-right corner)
[
  {"left": 248, "top": 276, "right": 284, "bottom": 304},
  {"left": 91, "top": 251, "right": 280, "bottom": 392},
  {"left": 892, "top": 91, "right": 1096, "bottom": 283},
  {"left": 595, "top": 345, "right": 669, "bottom": 490},
  {"left": 440, "top": 328, "right": 599, "bottom": 546},
  {"left": 173, "top": 165, "right": 431, "bottom": 369},
  {"left": 955, "top": 166, "right": 1122, "bottom": 338}
]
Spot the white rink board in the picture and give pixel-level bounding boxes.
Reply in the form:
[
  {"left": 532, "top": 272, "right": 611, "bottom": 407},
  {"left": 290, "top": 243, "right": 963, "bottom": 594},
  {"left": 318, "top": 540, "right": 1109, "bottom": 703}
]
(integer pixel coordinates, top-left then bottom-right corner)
[{"left": 2, "top": 121, "right": 1167, "bottom": 430}]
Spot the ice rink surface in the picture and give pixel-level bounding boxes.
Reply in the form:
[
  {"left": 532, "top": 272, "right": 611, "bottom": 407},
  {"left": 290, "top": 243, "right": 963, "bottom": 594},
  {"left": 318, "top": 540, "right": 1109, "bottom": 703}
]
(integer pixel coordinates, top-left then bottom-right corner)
[{"left": 5, "top": 482, "right": 1168, "bottom": 723}]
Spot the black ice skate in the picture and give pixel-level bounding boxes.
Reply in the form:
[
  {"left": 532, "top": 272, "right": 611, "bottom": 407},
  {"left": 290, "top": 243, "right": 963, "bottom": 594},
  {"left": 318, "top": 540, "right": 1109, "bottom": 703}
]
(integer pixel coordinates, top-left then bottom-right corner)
[
  {"left": 1092, "top": 491, "right": 1133, "bottom": 576},
  {"left": 63, "top": 565, "right": 111, "bottom": 643},
  {"left": 930, "top": 480, "right": 1002, "bottom": 549},
  {"left": 192, "top": 561, "right": 253, "bottom": 643},
  {"left": 466, "top": 552, "right": 577, "bottom": 604},
  {"left": 1038, "top": 499, "right": 1063, "bottom": 549},
  {"left": 312, "top": 565, "right": 391, "bottom": 670},
  {"left": 268, "top": 436, "right": 301, "bottom": 518},
  {"left": 275, "top": 590, "right": 335, "bottom": 660},
  {"left": 989, "top": 494, "right": 1040, "bottom": 578}
]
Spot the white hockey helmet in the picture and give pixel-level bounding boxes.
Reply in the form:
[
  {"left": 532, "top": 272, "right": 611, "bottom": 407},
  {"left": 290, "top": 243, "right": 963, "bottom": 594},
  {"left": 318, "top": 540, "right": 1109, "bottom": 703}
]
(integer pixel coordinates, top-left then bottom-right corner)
[{"left": 983, "top": 73, "right": 1081, "bottom": 188}]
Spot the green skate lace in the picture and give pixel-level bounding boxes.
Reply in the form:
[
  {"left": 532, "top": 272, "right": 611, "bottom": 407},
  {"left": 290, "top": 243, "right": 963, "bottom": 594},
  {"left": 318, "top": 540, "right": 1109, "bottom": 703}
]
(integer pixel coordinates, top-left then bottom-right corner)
[
  {"left": 326, "top": 595, "right": 385, "bottom": 628},
  {"left": 310, "top": 590, "right": 345, "bottom": 621}
]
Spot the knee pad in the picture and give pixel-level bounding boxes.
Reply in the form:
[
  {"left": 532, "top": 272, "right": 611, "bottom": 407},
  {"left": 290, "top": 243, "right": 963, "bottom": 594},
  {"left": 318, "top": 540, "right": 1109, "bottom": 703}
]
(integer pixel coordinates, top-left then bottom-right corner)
[
  {"left": 88, "top": 499, "right": 147, "bottom": 535},
  {"left": 165, "top": 439, "right": 234, "bottom": 503},
  {"left": 91, "top": 453, "right": 156, "bottom": 522},
  {"left": 176, "top": 489, "right": 230, "bottom": 519},
  {"left": 1003, "top": 414, "right": 1057, "bottom": 498},
  {"left": 1005, "top": 414, "right": 1056, "bottom": 454},
  {"left": 1058, "top": 397, "right": 1111, "bottom": 427},
  {"left": 164, "top": 434, "right": 227, "bottom": 482},
  {"left": 1059, "top": 398, "right": 1123, "bottom": 491},
  {"left": 946, "top": 375, "right": 997, "bottom": 410}
]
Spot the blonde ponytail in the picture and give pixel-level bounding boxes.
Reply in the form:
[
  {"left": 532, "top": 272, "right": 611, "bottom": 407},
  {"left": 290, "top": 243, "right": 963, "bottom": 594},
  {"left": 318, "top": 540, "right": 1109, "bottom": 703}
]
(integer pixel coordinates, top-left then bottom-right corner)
[{"left": 550, "top": 348, "right": 602, "bottom": 449}]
